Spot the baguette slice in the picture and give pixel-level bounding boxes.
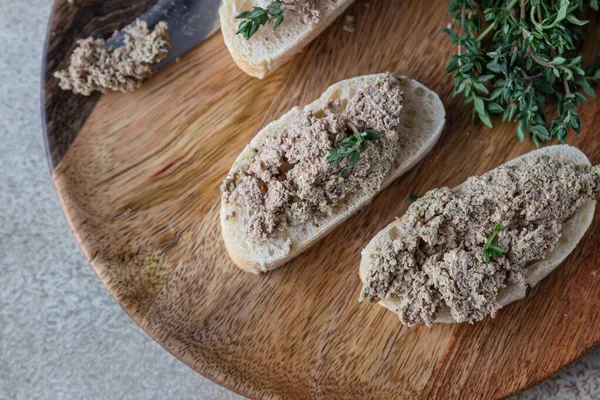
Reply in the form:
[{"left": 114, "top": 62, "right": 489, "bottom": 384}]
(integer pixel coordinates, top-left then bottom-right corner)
[
  {"left": 359, "top": 145, "right": 596, "bottom": 323},
  {"left": 220, "top": 0, "right": 356, "bottom": 78},
  {"left": 221, "top": 73, "right": 446, "bottom": 273}
]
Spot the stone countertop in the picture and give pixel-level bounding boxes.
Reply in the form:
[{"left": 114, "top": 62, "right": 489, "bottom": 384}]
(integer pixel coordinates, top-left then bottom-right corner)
[{"left": 1, "top": 1, "right": 599, "bottom": 398}]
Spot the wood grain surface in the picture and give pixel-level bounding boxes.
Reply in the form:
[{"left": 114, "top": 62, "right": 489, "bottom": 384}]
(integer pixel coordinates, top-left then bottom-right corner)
[{"left": 43, "top": 0, "right": 600, "bottom": 398}]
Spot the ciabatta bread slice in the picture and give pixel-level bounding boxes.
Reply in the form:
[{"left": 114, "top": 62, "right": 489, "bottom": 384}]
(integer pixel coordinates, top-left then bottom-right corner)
[
  {"left": 220, "top": 0, "right": 356, "bottom": 78},
  {"left": 359, "top": 145, "right": 596, "bottom": 323},
  {"left": 221, "top": 73, "right": 446, "bottom": 273}
]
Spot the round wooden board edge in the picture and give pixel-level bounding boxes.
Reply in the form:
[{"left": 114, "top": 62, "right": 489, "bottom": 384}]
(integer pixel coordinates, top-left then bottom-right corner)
[
  {"left": 38, "top": 0, "right": 259, "bottom": 398},
  {"left": 40, "top": 0, "right": 600, "bottom": 398}
]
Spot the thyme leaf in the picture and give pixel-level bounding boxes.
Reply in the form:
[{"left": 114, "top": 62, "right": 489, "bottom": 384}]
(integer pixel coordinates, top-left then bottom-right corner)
[{"left": 482, "top": 223, "right": 507, "bottom": 264}]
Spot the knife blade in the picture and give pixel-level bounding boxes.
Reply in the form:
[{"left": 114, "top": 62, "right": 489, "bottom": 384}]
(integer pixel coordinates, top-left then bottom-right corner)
[{"left": 106, "top": 0, "right": 222, "bottom": 71}]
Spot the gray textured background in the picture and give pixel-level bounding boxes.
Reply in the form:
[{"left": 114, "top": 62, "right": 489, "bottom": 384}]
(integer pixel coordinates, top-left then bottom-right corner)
[{"left": 1, "top": 0, "right": 599, "bottom": 399}]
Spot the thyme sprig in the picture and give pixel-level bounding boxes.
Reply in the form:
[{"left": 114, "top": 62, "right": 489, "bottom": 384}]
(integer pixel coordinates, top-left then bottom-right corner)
[
  {"left": 326, "top": 122, "right": 381, "bottom": 168},
  {"left": 408, "top": 193, "right": 421, "bottom": 202},
  {"left": 444, "top": 0, "right": 600, "bottom": 145},
  {"left": 235, "top": 1, "right": 286, "bottom": 40},
  {"left": 482, "top": 223, "right": 507, "bottom": 264}
]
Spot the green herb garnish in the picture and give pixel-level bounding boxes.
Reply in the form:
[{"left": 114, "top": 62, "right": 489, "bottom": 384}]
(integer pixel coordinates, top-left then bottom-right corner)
[
  {"left": 235, "top": 1, "right": 286, "bottom": 40},
  {"left": 326, "top": 122, "right": 381, "bottom": 169},
  {"left": 443, "top": 0, "right": 600, "bottom": 145},
  {"left": 408, "top": 193, "right": 420, "bottom": 202},
  {"left": 482, "top": 223, "right": 507, "bottom": 264}
]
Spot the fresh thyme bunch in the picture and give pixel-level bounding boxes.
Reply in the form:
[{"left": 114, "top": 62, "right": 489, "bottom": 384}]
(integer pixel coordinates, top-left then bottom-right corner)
[{"left": 443, "top": 0, "right": 600, "bottom": 145}]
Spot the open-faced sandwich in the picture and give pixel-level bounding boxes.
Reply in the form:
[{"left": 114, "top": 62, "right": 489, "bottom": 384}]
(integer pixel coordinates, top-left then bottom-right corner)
[
  {"left": 220, "top": 73, "right": 445, "bottom": 273},
  {"left": 220, "top": 0, "right": 356, "bottom": 78},
  {"left": 359, "top": 145, "right": 599, "bottom": 327}
]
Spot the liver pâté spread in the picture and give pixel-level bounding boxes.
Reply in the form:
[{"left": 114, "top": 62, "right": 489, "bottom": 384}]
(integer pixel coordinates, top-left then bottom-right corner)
[
  {"left": 54, "top": 20, "right": 170, "bottom": 96},
  {"left": 221, "top": 73, "right": 404, "bottom": 242},
  {"left": 360, "top": 156, "right": 600, "bottom": 327},
  {"left": 284, "top": 0, "right": 321, "bottom": 23}
]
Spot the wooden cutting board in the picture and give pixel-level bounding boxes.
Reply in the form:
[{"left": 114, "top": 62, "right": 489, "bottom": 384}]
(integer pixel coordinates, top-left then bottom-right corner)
[{"left": 42, "top": 0, "right": 600, "bottom": 398}]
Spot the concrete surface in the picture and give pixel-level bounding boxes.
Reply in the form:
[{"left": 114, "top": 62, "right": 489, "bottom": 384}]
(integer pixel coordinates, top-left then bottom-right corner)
[{"left": 0, "top": 1, "right": 599, "bottom": 399}]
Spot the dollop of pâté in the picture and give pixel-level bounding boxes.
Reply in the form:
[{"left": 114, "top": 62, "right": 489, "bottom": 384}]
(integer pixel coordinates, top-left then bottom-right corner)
[{"left": 54, "top": 20, "right": 170, "bottom": 96}]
